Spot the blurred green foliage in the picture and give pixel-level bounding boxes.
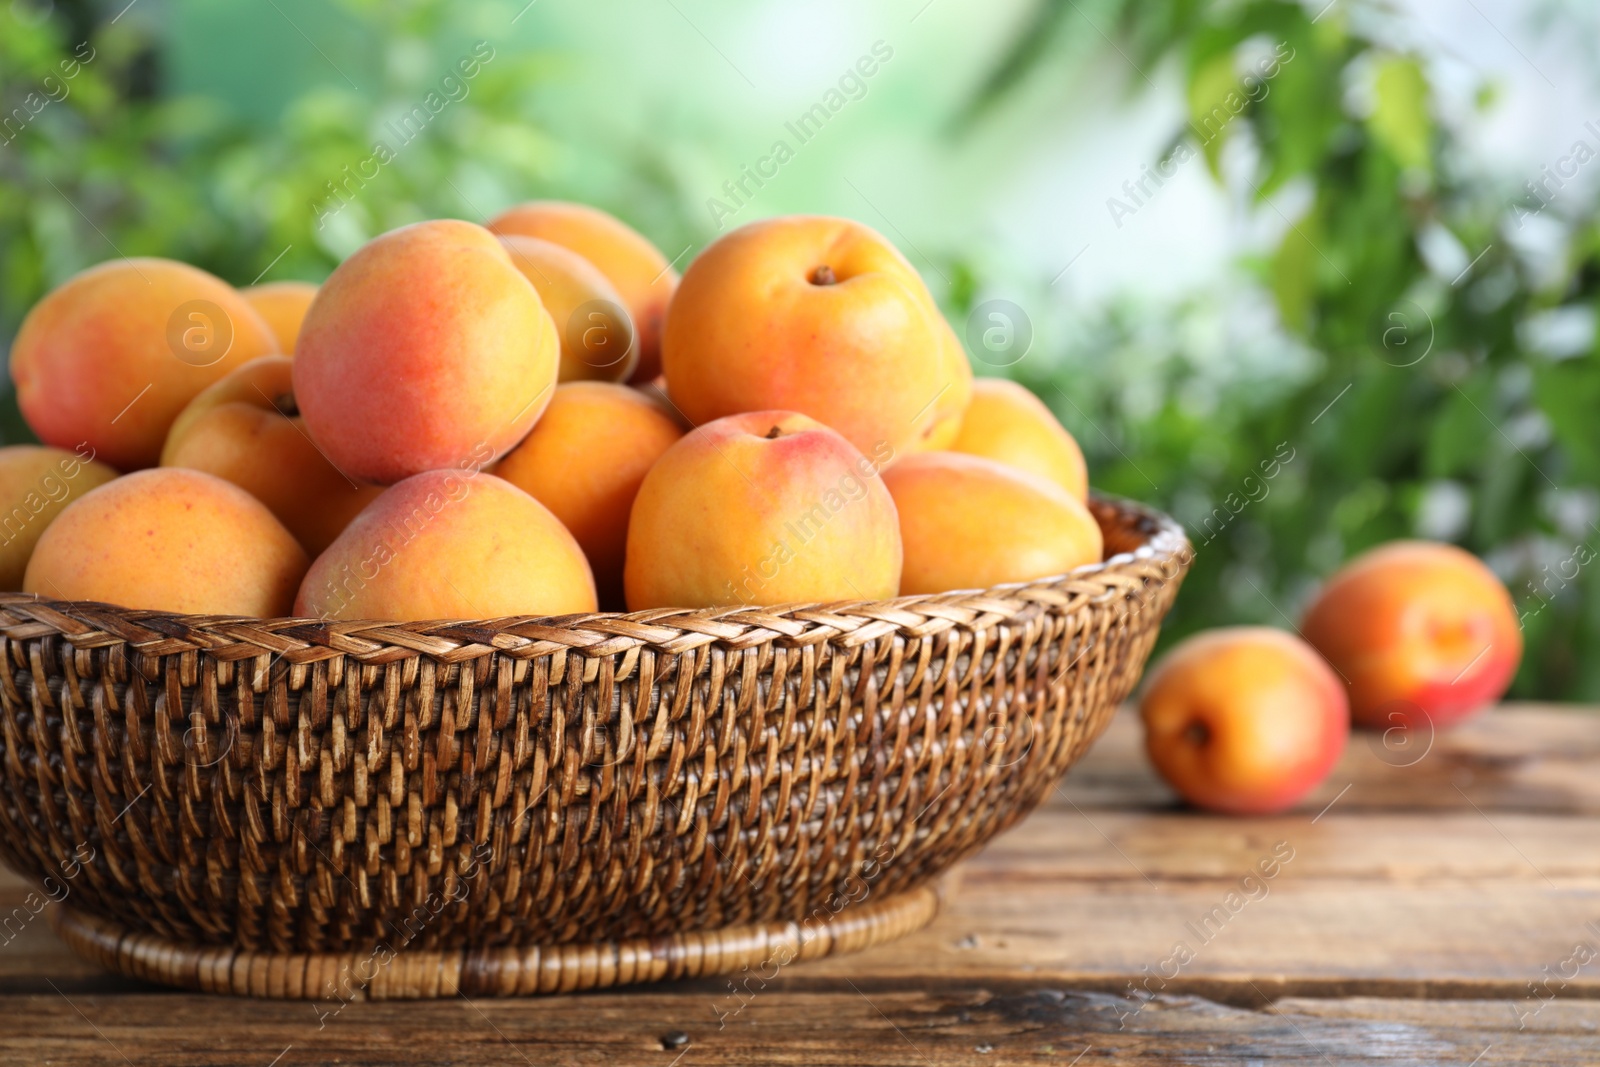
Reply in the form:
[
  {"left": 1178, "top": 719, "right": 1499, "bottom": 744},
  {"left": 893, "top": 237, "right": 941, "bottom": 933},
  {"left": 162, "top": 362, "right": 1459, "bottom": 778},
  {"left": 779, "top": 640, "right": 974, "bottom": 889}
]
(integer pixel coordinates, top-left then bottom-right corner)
[
  {"left": 2, "top": 0, "right": 1597, "bottom": 700},
  {"left": 966, "top": 0, "right": 1600, "bottom": 700},
  {"left": 0, "top": 0, "right": 711, "bottom": 328}
]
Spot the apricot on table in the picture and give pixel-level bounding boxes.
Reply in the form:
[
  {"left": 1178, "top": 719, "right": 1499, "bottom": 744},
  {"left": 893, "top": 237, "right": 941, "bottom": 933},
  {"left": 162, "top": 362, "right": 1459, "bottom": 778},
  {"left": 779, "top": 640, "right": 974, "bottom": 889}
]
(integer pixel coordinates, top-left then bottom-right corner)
[
  {"left": 11, "top": 258, "right": 280, "bottom": 470},
  {"left": 949, "top": 377, "right": 1087, "bottom": 501},
  {"left": 662, "top": 216, "right": 969, "bottom": 459},
  {"left": 293, "top": 220, "right": 558, "bottom": 485},
  {"left": 0, "top": 445, "right": 120, "bottom": 589},
  {"left": 161, "top": 356, "right": 382, "bottom": 556},
  {"left": 494, "top": 382, "right": 682, "bottom": 610},
  {"left": 1140, "top": 627, "right": 1349, "bottom": 815},
  {"left": 624, "top": 411, "right": 901, "bottom": 610},
  {"left": 240, "top": 280, "right": 318, "bottom": 354},
  {"left": 881, "top": 452, "right": 1101, "bottom": 596},
  {"left": 1301, "top": 540, "right": 1522, "bottom": 732},
  {"left": 498, "top": 236, "right": 639, "bottom": 383},
  {"left": 488, "top": 201, "right": 677, "bottom": 383},
  {"left": 295, "top": 469, "right": 597, "bottom": 621},
  {"left": 23, "top": 468, "right": 308, "bottom": 617}
]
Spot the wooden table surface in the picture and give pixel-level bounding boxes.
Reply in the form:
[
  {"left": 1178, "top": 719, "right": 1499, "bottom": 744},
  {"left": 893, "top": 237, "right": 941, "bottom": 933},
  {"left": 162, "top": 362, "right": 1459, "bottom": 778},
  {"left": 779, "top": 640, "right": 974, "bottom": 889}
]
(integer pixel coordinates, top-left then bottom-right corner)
[{"left": 3, "top": 702, "right": 1596, "bottom": 1065}]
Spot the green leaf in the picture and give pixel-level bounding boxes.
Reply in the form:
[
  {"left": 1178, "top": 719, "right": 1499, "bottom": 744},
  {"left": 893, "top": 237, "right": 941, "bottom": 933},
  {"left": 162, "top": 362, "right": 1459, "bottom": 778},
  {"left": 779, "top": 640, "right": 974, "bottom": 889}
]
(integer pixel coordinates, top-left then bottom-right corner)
[
  {"left": 1368, "top": 55, "right": 1431, "bottom": 173},
  {"left": 1187, "top": 52, "right": 1240, "bottom": 178},
  {"left": 1424, "top": 380, "right": 1491, "bottom": 478},
  {"left": 1270, "top": 203, "right": 1320, "bottom": 332},
  {"left": 1533, "top": 357, "right": 1600, "bottom": 481}
]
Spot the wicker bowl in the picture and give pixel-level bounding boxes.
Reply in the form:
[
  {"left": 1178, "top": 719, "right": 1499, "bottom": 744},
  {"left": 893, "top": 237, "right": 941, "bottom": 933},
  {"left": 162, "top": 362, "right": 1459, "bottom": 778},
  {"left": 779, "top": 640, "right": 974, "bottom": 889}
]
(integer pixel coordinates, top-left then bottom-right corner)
[{"left": 0, "top": 495, "right": 1188, "bottom": 999}]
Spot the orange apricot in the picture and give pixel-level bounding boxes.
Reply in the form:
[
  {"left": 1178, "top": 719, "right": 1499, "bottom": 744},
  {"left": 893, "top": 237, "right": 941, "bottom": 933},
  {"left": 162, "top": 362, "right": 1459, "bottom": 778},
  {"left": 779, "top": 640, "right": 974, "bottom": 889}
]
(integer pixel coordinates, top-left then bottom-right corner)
[
  {"left": 23, "top": 468, "right": 307, "bottom": 616},
  {"left": 881, "top": 452, "right": 1102, "bottom": 595},
  {"left": 488, "top": 201, "right": 677, "bottom": 383},
  {"left": 494, "top": 383, "right": 682, "bottom": 610},
  {"left": 11, "top": 258, "right": 279, "bottom": 470},
  {"left": 949, "top": 378, "right": 1087, "bottom": 500},
  {"left": 161, "top": 356, "right": 382, "bottom": 555}
]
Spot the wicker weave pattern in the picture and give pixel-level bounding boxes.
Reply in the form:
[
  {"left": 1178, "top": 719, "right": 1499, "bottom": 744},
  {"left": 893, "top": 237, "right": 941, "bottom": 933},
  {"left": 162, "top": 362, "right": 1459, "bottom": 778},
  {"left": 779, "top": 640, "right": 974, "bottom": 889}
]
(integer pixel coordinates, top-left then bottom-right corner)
[{"left": 0, "top": 498, "right": 1189, "bottom": 961}]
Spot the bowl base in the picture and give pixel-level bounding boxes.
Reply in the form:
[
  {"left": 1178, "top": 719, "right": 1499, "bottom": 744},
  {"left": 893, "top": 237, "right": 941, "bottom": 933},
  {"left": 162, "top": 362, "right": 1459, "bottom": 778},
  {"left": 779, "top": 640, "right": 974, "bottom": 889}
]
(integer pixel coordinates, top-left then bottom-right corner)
[{"left": 51, "top": 885, "right": 940, "bottom": 1000}]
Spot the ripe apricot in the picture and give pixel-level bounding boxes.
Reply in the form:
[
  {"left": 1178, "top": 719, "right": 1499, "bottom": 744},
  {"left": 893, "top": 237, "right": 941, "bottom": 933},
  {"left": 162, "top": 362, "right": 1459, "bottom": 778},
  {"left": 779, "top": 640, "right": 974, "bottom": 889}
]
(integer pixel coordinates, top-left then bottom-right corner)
[
  {"left": 11, "top": 258, "right": 279, "bottom": 470},
  {"left": 498, "top": 236, "right": 639, "bottom": 382},
  {"left": 293, "top": 220, "right": 558, "bottom": 484},
  {"left": 624, "top": 411, "right": 901, "bottom": 610},
  {"left": 23, "top": 468, "right": 307, "bottom": 616},
  {"left": 924, "top": 321, "right": 975, "bottom": 450},
  {"left": 1301, "top": 541, "right": 1521, "bottom": 731},
  {"left": 495, "top": 383, "right": 682, "bottom": 610},
  {"left": 488, "top": 201, "right": 677, "bottom": 383},
  {"left": 161, "top": 356, "right": 382, "bottom": 555},
  {"left": 0, "top": 445, "right": 120, "bottom": 589},
  {"left": 295, "top": 469, "right": 597, "bottom": 621},
  {"left": 949, "top": 378, "right": 1087, "bottom": 500},
  {"left": 661, "top": 216, "right": 968, "bottom": 457},
  {"left": 1140, "top": 627, "right": 1349, "bottom": 815},
  {"left": 881, "top": 452, "right": 1101, "bottom": 595}
]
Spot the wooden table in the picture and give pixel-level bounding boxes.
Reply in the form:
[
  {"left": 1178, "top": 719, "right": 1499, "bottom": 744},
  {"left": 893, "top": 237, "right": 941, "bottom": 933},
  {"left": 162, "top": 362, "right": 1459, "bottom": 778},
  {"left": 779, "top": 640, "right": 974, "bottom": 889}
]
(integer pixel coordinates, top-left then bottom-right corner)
[{"left": 3, "top": 703, "right": 1596, "bottom": 1064}]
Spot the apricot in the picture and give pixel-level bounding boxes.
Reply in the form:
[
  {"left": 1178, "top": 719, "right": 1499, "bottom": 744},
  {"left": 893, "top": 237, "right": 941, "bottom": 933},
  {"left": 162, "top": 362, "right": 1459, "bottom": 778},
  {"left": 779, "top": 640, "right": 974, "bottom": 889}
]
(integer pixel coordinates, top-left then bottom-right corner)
[
  {"left": 295, "top": 469, "right": 597, "bottom": 621},
  {"left": 488, "top": 201, "right": 676, "bottom": 383},
  {"left": 661, "top": 216, "right": 966, "bottom": 458},
  {"left": 22, "top": 468, "right": 307, "bottom": 616},
  {"left": 161, "top": 356, "right": 383, "bottom": 555},
  {"left": 881, "top": 452, "right": 1101, "bottom": 595},
  {"left": 293, "top": 220, "right": 558, "bottom": 485},
  {"left": 1301, "top": 541, "right": 1522, "bottom": 731},
  {"left": 624, "top": 411, "right": 900, "bottom": 610},
  {"left": 1140, "top": 627, "right": 1349, "bottom": 815},
  {"left": 494, "top": 383, "right": 682, "bottom": 610},
  {"left": 11, "top": 258, "right": 280, "bottom": 470},
  {"left": 949, "top": 378, "right": 1087, "bottom": 501},
  {"left": 240, "top": 280, "right": 318, "bottom": 353},
  {"left": 498, "top": 236, "right": 639, "bottom": 382},
  {"left": 0, "top": 446, "right": 120, "bottom": 589}
]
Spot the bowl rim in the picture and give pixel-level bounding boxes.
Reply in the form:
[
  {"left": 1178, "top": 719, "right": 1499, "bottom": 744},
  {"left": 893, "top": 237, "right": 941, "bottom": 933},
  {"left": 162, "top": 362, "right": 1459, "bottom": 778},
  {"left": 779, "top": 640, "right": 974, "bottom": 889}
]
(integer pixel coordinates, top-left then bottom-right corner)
[{"left": 0, "top": 493, "right": 1192, "bottom": 656}]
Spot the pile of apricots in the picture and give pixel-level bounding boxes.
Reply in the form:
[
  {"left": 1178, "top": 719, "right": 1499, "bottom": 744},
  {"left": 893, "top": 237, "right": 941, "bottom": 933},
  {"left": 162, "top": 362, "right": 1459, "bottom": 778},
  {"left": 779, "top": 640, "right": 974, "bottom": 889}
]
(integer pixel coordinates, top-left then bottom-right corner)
[
  {"left": 4, "top": 201, "right": 1523, "bottom": 816},
  {"left": 5, "top": 205, "right": 1100, "bottom": 622}
]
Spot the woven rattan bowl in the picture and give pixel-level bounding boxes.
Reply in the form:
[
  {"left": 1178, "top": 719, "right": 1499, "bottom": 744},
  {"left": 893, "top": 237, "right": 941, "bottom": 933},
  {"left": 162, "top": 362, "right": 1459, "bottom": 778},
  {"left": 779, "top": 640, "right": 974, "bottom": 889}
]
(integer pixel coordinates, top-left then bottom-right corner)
[{"left": 0, "top": 495, "right": 1188, "bottom": 999}]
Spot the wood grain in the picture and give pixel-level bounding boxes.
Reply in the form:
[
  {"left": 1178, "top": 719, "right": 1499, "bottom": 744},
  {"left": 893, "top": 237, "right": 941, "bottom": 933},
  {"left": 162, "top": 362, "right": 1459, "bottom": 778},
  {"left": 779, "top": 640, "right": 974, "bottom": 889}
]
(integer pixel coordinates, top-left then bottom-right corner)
[
  {"left": 2, "top": 704, "right": 1597, "bottom": 1061},
  {"left": 1064, "top": 703, "right": 1600, "bottom": 814},
  {"left": 0, "top": 989, "right": 1592, "bottom": 1065}
]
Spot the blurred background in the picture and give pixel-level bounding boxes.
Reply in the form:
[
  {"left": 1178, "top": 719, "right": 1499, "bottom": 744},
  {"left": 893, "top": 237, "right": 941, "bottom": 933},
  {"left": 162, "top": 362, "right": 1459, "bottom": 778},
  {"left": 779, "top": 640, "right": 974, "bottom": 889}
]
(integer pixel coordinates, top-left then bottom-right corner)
[{"left": 2, "top": 0, "right": 1597, "bottom": 699}]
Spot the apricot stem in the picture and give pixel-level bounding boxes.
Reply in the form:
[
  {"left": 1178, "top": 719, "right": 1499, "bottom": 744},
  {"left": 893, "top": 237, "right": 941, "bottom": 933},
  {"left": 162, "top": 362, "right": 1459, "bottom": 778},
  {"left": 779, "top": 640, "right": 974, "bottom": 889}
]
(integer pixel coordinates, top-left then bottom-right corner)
[
  {"left": 809, "top": 265, "right": 837, "bottom": 286},
  {"left": 1183, "top": 720, "right": 1211, "bottom": 747},
  {"left": 272, "top": 393, "right": 299, "bottom": 418},
  {"left": 765, "top": 425, "right": 783, "bottom": 440}
]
